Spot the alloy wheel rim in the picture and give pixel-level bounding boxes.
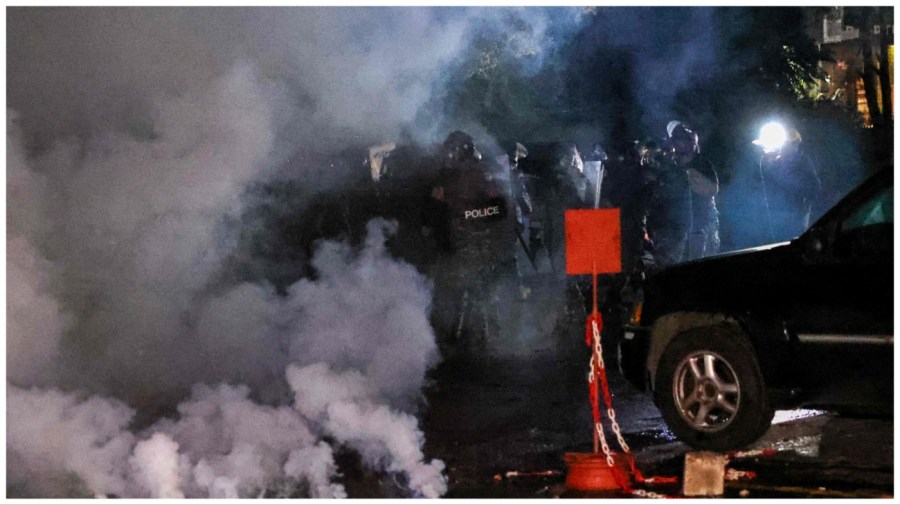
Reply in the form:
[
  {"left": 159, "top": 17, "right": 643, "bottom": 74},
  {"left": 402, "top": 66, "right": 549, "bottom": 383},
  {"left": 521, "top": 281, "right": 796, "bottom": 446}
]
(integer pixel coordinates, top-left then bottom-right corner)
[{"left": 672, "top": 350, "right": 741, "bottom": 432}]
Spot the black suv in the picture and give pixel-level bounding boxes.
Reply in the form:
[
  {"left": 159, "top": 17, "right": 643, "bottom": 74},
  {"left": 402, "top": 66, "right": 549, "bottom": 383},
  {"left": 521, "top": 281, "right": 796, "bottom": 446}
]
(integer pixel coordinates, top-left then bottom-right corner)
[{"left": 618, "top": 168, "right": 893, "bottom": 450}]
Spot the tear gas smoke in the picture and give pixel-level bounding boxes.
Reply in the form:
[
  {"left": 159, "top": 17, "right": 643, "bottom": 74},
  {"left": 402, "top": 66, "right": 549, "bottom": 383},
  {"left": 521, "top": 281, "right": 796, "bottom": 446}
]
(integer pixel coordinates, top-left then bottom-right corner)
[
  {"left": 5, "top": 6, "right": 543, "bottom": 498},
  {"left": 8, "top": 216, "right": 445, "bottom": 497},
  {"left": 9, "top": 8, "right": 452, "bottom": 145},
  {"left": 9, "top": 357, "right": 446, "bottom": 498},
  {"left": 8, "top": 6, "right": 594, "bottom": 498},
  {"left": 129, "top": 433, "right": 185, "bottom": 499}
]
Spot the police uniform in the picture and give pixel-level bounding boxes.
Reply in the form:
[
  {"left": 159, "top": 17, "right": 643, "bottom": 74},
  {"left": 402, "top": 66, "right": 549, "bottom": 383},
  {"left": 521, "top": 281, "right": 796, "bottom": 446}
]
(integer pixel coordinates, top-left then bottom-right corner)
[
  {"left": 442, "top": 159, "right": 514, "bottom": 276},
  {"left": 643, "top": 157, "right": 693, "bottom": 269},
  {"left": 759, "top": 149, "right": 822, "bottom": 242},
  {"left": 428, "top": 156, "right": 515, "bottom": 350},
  {"left": 682, "top": 153, "right": 720, "bottom": 260}
]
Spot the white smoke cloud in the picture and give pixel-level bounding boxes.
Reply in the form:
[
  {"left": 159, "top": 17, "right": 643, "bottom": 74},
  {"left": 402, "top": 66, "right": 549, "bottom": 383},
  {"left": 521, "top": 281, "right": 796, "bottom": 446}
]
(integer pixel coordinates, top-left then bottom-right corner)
[
  {"left": 5, "top": 6, "right": 575, "bottom": 498},
  {"left": 8, "top": 96, "right": 444, "bottom": 494},
  {"left": 7, "top": 7, "right": 473, "bottom": 150},
  {"left": 287, "top": 362, "right": 447, "bottom": 498},
  {"left": 150, "top": 382, "right": 324, "bottom": 499},
  {"left": 283, "top": 220, "right": 439, "bottom": 408},
  {"left": 10, "top": 87, "right": 444, "bottom": 495},
  {"left": 6, "top": 60, "right": 285, "bottom": 400},
  {"left": 7, "top": 115, "right": 67, "bottom": 387},
  {"left": 6, "top": 237, "right": 66, "bottom": 387},
  {"left": 7, "top": 385, "right": 137, "bottom": 498},
  {"left": 129, "top": 433, "right": 185, "bottom": 499},
  {"left": 284, "top": 442, "right": 347, "bottom": 499},
  {"left": 8, "top": 355, "right": 446, "bottom": 498},
  {"left": 5, "top": 6, "right": 472, "bottom": 397}
]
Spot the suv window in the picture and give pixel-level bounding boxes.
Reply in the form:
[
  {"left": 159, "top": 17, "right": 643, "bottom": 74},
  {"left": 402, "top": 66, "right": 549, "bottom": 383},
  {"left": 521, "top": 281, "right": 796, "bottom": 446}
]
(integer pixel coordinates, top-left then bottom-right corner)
[
  {"left": 834, "top": 185, "right": 893, "bottom": 263},
  {"left": 842, "top": 186, "right": 893, "bottom": 231}
]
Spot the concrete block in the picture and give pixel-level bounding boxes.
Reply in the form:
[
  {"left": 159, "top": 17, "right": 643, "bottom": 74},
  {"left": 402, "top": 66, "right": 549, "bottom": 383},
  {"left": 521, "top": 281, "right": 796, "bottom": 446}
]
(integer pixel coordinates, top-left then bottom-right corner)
[{"left": 683, "top": 451, "right": 727, "bottom": 496}]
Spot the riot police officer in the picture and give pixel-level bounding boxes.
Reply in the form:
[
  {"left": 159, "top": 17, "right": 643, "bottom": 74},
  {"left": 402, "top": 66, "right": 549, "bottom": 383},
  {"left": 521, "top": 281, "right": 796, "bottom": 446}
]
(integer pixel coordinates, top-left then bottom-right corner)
[
  {"left": 424, "top": 131, "right": 516, "bottom": 355},
  {"left": 642, "top": 131, "right": 693, "bottom": 270},
  {"left": 756, "top": 126, "right": 822, "bottom": 242},
  {"left": 667, "top": 122, "right": 720, "bottom": 260}
]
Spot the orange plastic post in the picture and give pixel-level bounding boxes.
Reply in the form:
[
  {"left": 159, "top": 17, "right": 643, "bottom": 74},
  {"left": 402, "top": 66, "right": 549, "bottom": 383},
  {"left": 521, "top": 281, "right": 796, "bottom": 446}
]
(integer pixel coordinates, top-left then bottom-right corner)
[
  {"left": 592, "top": 260, "right": 598, "bottom": 454},
  {"left": 564, "top": 452, "right": 634, "bottom": 491},
  {"left": 566, "top": 209, "right": 620, "bottom": 455}
]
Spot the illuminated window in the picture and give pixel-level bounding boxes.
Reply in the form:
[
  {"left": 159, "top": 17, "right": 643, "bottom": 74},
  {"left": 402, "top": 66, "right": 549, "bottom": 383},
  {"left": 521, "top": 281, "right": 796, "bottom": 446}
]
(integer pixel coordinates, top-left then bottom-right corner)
[
  {"left": 890, "top": 45, "right": 894, "bottom": 118},
  {"left": 856, "top": 78, "right": 872, "bottom": 126}
]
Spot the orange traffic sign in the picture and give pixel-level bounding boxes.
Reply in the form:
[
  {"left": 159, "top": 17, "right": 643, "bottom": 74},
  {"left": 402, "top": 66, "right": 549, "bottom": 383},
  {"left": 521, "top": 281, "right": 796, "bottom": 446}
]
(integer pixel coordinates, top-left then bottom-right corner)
[{"left": 564, "top": 208, "right": 621, "bottom": 275}]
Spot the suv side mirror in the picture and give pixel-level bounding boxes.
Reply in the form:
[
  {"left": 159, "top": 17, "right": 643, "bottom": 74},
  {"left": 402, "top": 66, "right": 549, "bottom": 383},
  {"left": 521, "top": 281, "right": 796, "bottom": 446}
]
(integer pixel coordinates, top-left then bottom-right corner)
[{"left": 801, "top": 227, "right": 827, "bottom": 262}]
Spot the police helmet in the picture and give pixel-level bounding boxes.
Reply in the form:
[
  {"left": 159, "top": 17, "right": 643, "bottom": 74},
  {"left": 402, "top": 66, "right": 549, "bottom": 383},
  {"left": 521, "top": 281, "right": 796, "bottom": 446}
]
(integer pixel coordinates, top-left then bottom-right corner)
[
  {"left": 636, "top": 137, "right": 663, "bottom": 167},
  {"left": 668, "top": 123, "right": 700, "bottom": 155},
  {"left": 442, "top": 130, "right": 482, "bottom": 162},
  {"left": 666, "top": 120, "right": 683, "bottom": 139}
]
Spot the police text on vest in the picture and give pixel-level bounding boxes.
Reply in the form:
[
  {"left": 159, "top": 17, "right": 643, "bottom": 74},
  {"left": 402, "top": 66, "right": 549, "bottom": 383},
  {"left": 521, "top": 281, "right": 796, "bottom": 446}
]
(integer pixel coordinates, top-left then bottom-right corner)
[{"left": 465, "top": 206, "right": 501, "bottom": 219}]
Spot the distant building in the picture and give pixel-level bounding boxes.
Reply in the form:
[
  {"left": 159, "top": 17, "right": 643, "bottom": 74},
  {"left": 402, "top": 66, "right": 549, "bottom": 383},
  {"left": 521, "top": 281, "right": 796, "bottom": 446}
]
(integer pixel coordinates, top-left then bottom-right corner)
[{"left": 806, "top": 7, "right": 893, "bottom": 126}]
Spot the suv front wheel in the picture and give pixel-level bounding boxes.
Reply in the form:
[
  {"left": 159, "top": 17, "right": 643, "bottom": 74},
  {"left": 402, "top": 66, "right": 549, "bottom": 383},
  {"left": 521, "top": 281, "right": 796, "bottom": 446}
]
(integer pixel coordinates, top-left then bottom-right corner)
[{"left": 655, "top": 324, "right": 774, "bottom": 451}]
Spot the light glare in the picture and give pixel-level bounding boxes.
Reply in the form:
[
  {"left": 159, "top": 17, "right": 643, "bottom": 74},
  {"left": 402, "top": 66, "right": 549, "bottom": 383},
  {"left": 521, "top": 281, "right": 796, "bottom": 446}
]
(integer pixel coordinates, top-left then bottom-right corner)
[{"left": 755, "top": 122, "right": 788, "bottom": 153}]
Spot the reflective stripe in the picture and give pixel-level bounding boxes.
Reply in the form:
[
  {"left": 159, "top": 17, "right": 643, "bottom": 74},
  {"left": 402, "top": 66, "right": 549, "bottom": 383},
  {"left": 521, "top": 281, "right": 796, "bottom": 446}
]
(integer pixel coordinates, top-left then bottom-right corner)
[{"left": 797, "top": 334, "right": 893, "bottom": 345}]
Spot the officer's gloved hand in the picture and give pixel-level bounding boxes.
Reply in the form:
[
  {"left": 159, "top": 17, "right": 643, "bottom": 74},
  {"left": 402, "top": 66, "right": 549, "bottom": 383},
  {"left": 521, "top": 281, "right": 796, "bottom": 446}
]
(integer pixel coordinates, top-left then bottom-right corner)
[{"left": 422, "top": 226, "right": 432, "bottom": 238}]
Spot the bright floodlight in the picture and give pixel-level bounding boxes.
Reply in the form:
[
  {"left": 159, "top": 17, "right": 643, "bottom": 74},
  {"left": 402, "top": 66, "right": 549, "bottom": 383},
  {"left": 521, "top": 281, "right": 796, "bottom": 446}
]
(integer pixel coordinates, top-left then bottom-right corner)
[{"left": 754, "top": 122, "right": 788, "bottom": 153}]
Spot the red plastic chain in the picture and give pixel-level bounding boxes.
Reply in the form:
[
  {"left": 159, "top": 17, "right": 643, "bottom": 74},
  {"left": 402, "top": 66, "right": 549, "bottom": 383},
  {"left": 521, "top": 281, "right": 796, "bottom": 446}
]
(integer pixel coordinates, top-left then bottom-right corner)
[
  {"left": 728, "top": 449, "right": 777, "bottom": 459},
  {"left": 585, "top": 318, "right": 601, "bottom": 429},
  {"left": 725, "top": 468, "right": 758, "bottom": 481},
  {"left": 585, "top": 316, "right": 604, "bottom": 416},
  {"left": 585, "top": 314, "right": 631, "bottom": 494},
  {"left": 611, "top": 464, "right": 633, "bottom": 493},
  {"left": 585, "top": 312, "right": 679, "bottom": 492},
  {"left": 585, "top": 312, "right": 602, "bottom": 346}
]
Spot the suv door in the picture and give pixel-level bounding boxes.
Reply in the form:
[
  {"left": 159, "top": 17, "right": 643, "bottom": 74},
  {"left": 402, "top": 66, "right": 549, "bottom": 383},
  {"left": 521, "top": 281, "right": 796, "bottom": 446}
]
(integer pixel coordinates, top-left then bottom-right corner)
[{"left": 787, "top": 175, "right": 893, "bottom": 409}]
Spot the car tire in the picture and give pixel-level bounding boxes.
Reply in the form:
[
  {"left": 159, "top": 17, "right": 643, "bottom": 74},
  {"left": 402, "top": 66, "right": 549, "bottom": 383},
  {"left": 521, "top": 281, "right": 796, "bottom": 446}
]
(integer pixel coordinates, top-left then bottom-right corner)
[{"left": 655, "top": 324, "right": 774, "bottom": 451}]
